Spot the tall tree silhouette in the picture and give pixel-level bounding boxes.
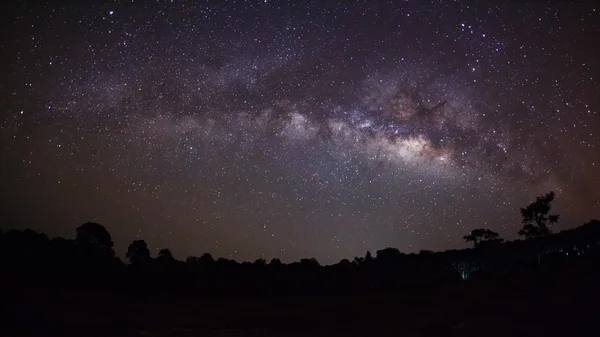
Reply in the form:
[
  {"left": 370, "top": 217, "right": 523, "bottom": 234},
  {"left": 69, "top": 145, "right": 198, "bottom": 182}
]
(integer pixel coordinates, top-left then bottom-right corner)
[
  {"left": 75, "top": 222, "right": 115, "bottom": 257},
  {"left": 518, "top": 191, "right": 560, "bottom": 239},
  {"left": 364, "top": 250, "right": 374, "bottom": 264},
  {"left": 126, "top": 240, "right": 151, "bottom": 265},
  {"left": 463, "top": 229, "right": 503, "bottom": 248}
]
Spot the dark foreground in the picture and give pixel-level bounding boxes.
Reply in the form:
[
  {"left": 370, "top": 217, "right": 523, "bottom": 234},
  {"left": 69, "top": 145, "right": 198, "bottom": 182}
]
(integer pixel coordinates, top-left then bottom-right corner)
[{"left": 3, "top": 262, "right": 599, "bottom": 337}]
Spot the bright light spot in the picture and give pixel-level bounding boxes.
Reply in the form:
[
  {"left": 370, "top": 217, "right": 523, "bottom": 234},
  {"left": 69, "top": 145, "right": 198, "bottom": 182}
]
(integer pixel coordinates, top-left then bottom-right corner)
[{"left": 359, "top": 120, "right": 372, "bottom": 129}]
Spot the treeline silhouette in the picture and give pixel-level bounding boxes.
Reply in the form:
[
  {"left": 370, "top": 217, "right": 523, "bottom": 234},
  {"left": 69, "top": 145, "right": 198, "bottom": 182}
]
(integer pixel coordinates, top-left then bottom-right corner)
[{"left": 2, "top": 192, "right": 600, "bottom": 296}]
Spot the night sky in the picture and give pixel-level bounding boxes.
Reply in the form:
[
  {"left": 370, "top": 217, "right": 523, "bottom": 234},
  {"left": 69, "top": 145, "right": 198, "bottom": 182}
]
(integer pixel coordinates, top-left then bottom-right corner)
[{"left": 1, "top": 1, "right": 599, "bottom": 264}]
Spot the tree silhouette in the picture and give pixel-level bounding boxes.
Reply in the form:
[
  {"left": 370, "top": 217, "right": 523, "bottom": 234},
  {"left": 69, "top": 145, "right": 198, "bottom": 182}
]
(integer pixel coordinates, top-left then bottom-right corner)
[
  {"left": 126, "top": 240, "right": 151, "bottom": 265},
  {"left": 185, "top": 256, "right": 199, "bottom": 265},
  {"left": 364, "top": 250, "right": 374, "bottom": 264},
  {"left": 352, "top": 256, "right": 364, "bottom": 265},
  {"left": 300, "top": 258, "right": 320, "bottom": 267},
  {"left": 5, "top": 217, "right": 600, "bottom": 298},
  {"left": 376, "top": 247, "right": 402, "bottom": 263},
  {"left": 75, "top": 222, "right": 115, "bottom": 257},
  {"left": 463, "top": 229, "right": 503, "bottom": 248},
  {"left": 338, "top": 258, "right": 351, "bottom": 267},
  {"left": 158, "top": 248, "right": 174, "bottom": 261},
  {"left": 518, "top": 191, "right": 560, "bottom": 239},
  {"left": 199, "top": 253, "right": 214, "bottom": 265}
]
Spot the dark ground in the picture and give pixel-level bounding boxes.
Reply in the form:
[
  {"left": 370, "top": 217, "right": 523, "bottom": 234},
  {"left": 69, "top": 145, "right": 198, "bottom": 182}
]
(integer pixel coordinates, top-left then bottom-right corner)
[{"left": 3, "top": 262, "right": 599, "bottom": 337}]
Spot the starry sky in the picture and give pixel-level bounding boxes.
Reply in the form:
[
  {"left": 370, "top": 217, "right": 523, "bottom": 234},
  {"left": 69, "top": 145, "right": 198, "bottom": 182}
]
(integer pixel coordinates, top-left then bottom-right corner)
[{"left": 1, "top": 1, "right": 599, "bottom": 264}]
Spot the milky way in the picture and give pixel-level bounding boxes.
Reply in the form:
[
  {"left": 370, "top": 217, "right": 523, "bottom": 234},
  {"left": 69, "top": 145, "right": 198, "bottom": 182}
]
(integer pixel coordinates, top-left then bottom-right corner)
[{"left": 1, "top": 1, "right": 599, "bottom": 263}]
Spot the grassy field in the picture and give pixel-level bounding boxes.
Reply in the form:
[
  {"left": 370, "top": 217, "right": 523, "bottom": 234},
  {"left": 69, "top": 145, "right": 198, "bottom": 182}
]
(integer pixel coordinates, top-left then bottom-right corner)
[{"left": 4, "top": 262, "right": 599, "bottom": 336}]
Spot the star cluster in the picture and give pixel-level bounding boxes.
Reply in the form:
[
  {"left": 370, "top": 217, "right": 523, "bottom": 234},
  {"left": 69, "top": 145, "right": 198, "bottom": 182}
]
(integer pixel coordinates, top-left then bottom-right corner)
[{"left": 1, "top": 1, "right": 599, "bottom": 263}]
